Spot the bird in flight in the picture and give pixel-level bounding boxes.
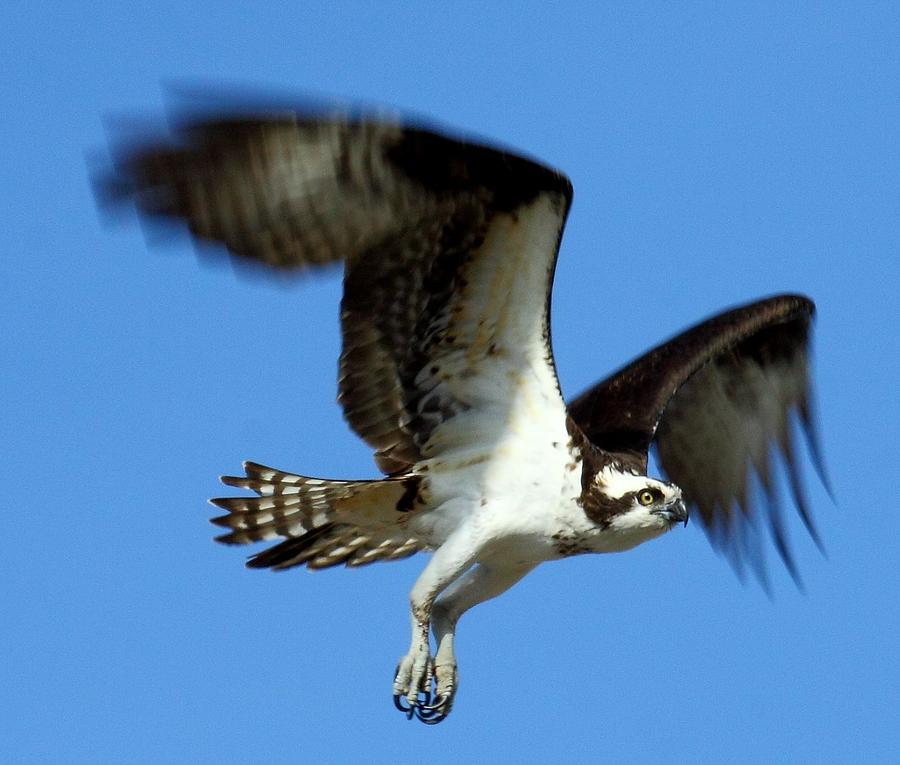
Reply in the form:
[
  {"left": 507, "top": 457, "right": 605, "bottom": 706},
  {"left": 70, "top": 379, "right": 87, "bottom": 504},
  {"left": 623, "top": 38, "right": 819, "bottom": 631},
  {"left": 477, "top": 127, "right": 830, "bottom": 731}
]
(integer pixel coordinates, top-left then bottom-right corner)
[{"left": 101, "top": 97, "right": 827, "bottom": 724}]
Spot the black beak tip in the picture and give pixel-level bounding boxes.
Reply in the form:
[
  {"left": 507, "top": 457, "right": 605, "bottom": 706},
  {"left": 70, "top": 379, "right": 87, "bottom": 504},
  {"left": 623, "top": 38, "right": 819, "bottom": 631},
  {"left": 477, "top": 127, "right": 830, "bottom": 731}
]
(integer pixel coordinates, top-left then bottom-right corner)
[{"left": 675, "top": 499, "right": 689, "bottom": 527}]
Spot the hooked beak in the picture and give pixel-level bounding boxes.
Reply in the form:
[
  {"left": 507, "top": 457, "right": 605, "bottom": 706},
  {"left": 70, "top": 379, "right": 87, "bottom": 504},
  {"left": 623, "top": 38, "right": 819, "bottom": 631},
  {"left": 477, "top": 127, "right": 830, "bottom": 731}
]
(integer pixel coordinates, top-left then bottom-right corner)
[{"left": 656, "top": 498, "right": 689, "bottom": 527}]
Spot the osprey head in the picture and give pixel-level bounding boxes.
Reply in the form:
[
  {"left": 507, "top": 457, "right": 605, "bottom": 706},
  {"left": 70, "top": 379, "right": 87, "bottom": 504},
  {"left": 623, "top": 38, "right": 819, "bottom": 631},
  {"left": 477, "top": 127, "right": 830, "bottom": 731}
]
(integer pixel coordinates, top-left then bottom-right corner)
[{"left": 588, "top": 465, "right": 688, "bottom": 532}]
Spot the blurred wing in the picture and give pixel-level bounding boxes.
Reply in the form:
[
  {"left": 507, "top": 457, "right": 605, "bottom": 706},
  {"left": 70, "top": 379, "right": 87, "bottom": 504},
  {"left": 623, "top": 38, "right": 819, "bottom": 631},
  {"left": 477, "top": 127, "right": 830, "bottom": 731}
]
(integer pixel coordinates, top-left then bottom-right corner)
[
  {"left": 568, "top": 295, "right": 828, "bottom": 584},
  {"left": 103, "top": 108, "right": 573, "bottom": 473}
]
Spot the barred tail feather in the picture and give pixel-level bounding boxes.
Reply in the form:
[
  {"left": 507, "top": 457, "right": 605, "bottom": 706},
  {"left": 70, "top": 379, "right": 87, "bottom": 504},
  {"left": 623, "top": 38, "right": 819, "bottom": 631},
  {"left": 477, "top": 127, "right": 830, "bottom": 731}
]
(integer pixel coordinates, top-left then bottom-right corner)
[
  {"left": 210, "top": 462, "right": 362, "bottom": 545},
  {"left": 245, "top": 522, "right": 423, "bottom": 570},
  {"left": 210, "top": 461, "right": 426, "bottom": 570}
]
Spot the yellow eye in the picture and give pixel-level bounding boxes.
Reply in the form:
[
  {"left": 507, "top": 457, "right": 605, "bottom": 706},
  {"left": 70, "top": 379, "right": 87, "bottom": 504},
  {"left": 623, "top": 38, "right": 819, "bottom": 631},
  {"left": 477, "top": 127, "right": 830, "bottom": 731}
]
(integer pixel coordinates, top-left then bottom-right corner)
[{"left": 638, "top": 490, "right": 655, "bottom": 506}]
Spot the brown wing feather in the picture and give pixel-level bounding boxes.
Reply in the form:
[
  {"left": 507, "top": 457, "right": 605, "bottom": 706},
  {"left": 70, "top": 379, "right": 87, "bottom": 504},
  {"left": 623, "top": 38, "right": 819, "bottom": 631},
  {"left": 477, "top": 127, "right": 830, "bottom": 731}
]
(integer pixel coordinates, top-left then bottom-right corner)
[
  {"left": 103, "top": 118, "right": 427, "bottom": 270},
  {"left": 568, "top": 295, "right": 827, "bottom": 583},
  {"left": 103, "top": 107, "right": 572, "bottom": 473}
]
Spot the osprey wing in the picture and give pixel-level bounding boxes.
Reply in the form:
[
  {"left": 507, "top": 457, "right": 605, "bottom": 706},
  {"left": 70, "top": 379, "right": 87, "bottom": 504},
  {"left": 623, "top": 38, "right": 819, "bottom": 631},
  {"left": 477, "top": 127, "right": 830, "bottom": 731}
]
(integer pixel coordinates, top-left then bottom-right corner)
[
  {"left": 103, "top": 107, "right": 573, "bottom": 473},
  {"left": 568, "top": 295, "right": 828, "bottom": 585}
]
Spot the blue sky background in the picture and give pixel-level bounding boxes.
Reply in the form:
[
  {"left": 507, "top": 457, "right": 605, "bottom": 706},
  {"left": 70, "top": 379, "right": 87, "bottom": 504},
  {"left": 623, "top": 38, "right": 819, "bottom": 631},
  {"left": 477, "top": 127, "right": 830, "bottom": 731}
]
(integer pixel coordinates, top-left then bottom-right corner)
[{"left": 3, "top": 3, "right": 899, "bottom": 763}]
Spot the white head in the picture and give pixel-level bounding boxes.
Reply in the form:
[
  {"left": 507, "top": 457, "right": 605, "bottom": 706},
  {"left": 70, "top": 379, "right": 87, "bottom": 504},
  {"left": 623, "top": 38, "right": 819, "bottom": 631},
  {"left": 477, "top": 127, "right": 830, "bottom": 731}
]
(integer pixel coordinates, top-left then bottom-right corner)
[{"left": 590, "top": 465, "right": 688, "bottom": 533}]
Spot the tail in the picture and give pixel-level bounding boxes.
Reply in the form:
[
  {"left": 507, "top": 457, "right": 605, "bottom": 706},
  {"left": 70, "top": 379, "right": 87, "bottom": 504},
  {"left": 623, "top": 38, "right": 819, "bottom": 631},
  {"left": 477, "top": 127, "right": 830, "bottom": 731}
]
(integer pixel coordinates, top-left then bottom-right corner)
[{"left": 210, "top": 462, "right": 426, "bottom": 570}]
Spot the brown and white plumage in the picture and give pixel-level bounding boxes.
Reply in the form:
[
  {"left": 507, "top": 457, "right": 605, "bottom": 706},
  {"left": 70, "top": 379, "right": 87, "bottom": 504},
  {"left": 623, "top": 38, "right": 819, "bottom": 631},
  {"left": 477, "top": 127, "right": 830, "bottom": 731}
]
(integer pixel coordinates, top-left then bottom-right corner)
[
  {"left": 100, "top": 97, "right": 827, "bottom": 723},
  {"left": 211, "top": 462, "right": 425, "bottom": 569},
  {"left": 108, "top": 115, "right": 571, "bottom": 475}
]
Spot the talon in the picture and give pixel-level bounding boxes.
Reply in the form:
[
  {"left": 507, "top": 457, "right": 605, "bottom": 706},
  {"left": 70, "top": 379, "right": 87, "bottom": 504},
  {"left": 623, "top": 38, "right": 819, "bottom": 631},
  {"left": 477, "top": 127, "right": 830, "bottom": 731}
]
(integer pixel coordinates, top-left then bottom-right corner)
[
  {"left": 393, "top": 693, "right": 415, "bottom": 719},
  {"left": 421, "top": 693, "right": 448, "bottom": 712},
  {"left": 393, "top": 663, "right": 416, "bottom": 719},
  {"left": 393, "top": 653, "right": 445, "bottom": 722},
  {"left": 415, "top": 704, "right": 448, "bottom": 724},
  {"left": 415, "top": 692, "right": 451, "bottom": 724}
]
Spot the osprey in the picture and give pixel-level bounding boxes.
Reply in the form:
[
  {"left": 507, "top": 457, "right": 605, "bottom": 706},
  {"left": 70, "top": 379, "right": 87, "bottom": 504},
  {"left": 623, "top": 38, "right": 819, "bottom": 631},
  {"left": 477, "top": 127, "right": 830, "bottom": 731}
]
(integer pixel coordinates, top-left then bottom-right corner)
[{"left": 102, "top": 101, "right": 827, "bottom": 724}]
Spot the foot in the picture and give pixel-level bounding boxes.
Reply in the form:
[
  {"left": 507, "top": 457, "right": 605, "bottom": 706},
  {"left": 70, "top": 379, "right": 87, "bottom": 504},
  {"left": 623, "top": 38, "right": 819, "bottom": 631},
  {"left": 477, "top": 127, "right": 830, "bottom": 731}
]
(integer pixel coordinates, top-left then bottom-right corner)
[
  {"left": 392, "top": 643, "right": 433, "bottom": 719},
  {"left": 419, "top": 658, "right": 457, "bottom": 724},
  {"left": 392, "top": 654, "right": 457, "bottom": 724}
]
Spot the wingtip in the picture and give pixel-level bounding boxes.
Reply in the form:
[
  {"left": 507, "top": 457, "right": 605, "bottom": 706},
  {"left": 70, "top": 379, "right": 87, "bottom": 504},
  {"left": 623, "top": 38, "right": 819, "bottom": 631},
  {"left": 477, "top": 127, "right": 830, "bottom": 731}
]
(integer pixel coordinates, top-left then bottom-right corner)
[
  {"left": 805, "top": 430, "right": 836, "bottom": 505},
  {"left": 794, "top": 402, "right": 834, "bottom": 551},
  {"left": 772, "top": 527, "right": 804, "bottom": 593},
  {"left": 799, "top": 375, "right": 835, "bottom": 502}
]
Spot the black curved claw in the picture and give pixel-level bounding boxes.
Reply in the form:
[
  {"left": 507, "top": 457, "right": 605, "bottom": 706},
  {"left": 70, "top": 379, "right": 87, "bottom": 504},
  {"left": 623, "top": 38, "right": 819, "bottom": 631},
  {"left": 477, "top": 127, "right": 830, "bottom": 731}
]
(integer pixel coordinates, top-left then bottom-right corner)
[
  {"left": 393, "top": 692, "right": 415, "bottom": 719},
  {"left": 420, "top": 693, "right": 448, "bottom": 712},
  {"left": 394, "top": 663, "right": 437, "bottom": 721},
  {"left": 415, "top": 700, "right": 449, "bottom": 725}
]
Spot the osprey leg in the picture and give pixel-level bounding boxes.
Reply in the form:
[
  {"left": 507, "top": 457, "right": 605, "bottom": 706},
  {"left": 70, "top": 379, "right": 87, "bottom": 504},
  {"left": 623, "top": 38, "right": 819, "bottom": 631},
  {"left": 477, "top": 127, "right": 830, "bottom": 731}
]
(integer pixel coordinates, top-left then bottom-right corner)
[
  {"left": 392, "top": 528, "right": 480, "bottom": 720},
  {"left": 418, "top": 562, "right": 538, "bottom": 721}
]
